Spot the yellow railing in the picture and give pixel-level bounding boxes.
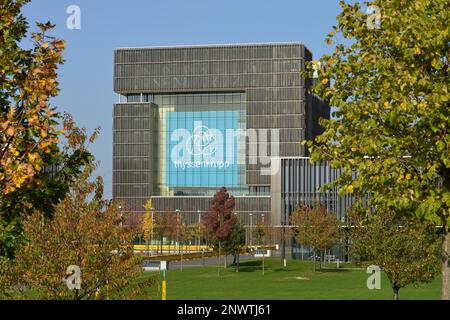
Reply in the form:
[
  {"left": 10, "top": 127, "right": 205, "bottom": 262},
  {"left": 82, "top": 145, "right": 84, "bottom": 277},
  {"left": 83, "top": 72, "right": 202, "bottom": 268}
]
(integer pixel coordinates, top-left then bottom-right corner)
[
  {"left": 133, "top": 244, "right": 213, "bottom": 252},
  {"left": 133, "top": 244, "right": 277, "bottom": 252}
]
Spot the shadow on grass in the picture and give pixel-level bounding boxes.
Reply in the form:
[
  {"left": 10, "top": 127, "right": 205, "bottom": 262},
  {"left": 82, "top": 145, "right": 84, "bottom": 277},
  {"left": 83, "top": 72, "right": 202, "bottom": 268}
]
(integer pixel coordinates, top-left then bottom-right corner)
[
  {"left": 272, "top": 268, "right": 294, "bottom": 273},
  {"left": 314, "top": 268, "right": 351, "bottom": 273},
  {"left": 231, "top": 260, "right": 263, "bottom": 273}
]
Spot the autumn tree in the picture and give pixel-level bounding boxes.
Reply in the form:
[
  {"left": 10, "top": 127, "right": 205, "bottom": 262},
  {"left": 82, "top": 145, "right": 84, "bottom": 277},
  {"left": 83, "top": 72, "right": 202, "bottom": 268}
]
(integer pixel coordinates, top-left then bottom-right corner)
[
  {"left": 252, "top": 220, "right": 274, "bottom": 275},
  {"left": 202, "top": 187, "right": 237, "bottom": 269},
  {"left": 350, "top": 211, "right": 441, "bottom": 300},
  {"left": 165, "top": 211, "right": 180, "bottom": 254},
  {"left": 185, "top": 222, "right": 203, "bottom": 247},
  {"left": 0, "top": 1, "right": 90, "bottom": 259},
  {"left": 142, "top": 199, "right": 155, "bottom": 256},
  {"left": 291, "top": 204, "right": 341, "bottom": 271},
  {"left": 153, "top": 212, "right": 166, "bottom": 255},
  {"left": 224, "top": 221, "right": 246, "bottom": 272},
  {"left": 304, "top": 0, "right": 450, "bottom": 298},
  {"left": 0, "top": 125, "right": 156, "bottom": 300}
]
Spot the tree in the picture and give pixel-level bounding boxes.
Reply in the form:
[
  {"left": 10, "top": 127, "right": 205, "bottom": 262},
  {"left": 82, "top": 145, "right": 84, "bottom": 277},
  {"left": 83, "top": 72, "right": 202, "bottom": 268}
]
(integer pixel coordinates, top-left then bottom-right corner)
[
  {"left": 202, "top": 187, "right": 237, "bottom": 271},
  {"left": 224, "top": 222, "right": 246, "bottom": 272},
  {"left": 185, "top": 222, "right": 203, "bottom": 247},
  {"left": 304, "top": 0, "right": 450, "bottom": 298},
  {"left": 174, "top": 213, "right": 186, "bottom": 271},
  {"left": 1, "top": 113, "right": 91, "bottom": 259},
  {"left": 0, "top": 126, "right": 156, "bottom": 300},
  {"left": 0, "top": 1, "right": 89, "bottom": 259},
  {"left": 153, "top": 212, "right": 166, "bottom": 255},
  {"left": 290, "top": 204, "right": 341, "bottom": 271},
  {"left": 142, "top": 199, "right": 155, "bottom": 256},
  {"left": 252, "top": 220, "right": 273, "bottom": 275},
  {"left": 278, "top": 223, "right": 294, "bottom": 266},
  {"left": 350, "top": 211, "right": 441, "bottom": 300},
  {"left": 164, "top": 211, "right": 179, "bottom": 254}
]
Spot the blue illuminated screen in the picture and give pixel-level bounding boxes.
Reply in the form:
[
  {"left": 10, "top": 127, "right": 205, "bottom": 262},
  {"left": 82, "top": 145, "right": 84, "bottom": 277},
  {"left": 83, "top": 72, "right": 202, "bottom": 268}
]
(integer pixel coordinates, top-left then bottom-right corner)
[{"left": 166, "top": 111, "right": 240, "bottom": 187}]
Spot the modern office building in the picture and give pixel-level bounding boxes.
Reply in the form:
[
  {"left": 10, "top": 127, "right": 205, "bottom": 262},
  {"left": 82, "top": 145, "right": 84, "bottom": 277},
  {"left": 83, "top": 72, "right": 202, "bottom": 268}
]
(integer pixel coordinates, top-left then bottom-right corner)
[{"left": 113, "top": 43, "right": 335, "bottom": 244}]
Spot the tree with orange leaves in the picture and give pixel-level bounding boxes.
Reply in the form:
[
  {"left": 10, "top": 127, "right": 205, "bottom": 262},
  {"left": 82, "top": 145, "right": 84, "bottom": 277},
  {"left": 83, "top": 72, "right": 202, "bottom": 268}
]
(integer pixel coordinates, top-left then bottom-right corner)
[
  {"left": 291, "top": 203, "right": 341, "bottom": 271},
  {"left": 0, "top": 1, "right": 88, "bottom": 259},
  {"left": 0, "top": 123, "right": 157, "bottom": 300}
]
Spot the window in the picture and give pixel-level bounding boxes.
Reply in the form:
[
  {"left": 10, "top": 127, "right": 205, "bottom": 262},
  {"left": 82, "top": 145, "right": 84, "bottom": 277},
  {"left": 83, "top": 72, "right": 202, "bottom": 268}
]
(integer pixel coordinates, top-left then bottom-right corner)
[{"left": 127, "top": 94, "right": 141, "bottom": 103}]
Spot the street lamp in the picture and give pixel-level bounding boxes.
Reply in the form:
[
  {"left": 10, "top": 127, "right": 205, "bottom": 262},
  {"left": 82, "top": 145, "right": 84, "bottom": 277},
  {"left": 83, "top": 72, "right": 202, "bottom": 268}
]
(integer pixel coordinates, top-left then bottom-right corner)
[
  {"left": 197, "top": 210, "right": 201, "bottom": 248},
  {"left": 175, "top": 209, "right": 180, "bottom": 253},
  {"left": 249, "top": 213, "right": 253, "bottom": 249},
  {"left": 118, "top": 205, "right": 123, "bottom": 228},
  {"left": 150, "top": 207, "right": 155, "bottom": 256}
]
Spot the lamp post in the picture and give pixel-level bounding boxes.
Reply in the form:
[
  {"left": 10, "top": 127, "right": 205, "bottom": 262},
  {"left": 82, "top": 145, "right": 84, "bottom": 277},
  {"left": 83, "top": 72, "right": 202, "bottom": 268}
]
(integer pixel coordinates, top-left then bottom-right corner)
[
  {"left": 176, "top": 209, "right": 183, "bottom": 271},
  {"left": 175, "top": 209, "right": 180, "bottom": 254},
  {"left": 151, "top": 207, "right": 155, "bottom": 256},
  {"left": 197, "top": 210, "right": 201, "bottom": 248},
  {"left": 118, "top": 205, "right": 123, "bottom": 228},
  {"left": 249, "top": 213, "right": 253, "bottom": 251},
  {"left": 261, "top": 213, "right": 266, "bottom": 275}
]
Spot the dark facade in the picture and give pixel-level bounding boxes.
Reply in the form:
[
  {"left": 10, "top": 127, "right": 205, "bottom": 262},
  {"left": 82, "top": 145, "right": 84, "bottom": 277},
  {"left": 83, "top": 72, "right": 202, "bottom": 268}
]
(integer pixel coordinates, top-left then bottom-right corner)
[
  {"left": 270, "top": 157, "right": 356, "bottom": 260},
  {"left": 113, "top": 43, "right": 330, "bottom": 233}
]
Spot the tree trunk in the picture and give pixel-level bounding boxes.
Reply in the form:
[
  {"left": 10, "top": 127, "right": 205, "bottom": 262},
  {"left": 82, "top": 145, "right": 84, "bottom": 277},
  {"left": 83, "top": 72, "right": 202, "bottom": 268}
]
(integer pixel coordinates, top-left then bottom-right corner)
[
  {"left": 393, "top": 285, "right": 400, "bottom": 301},
  {"left": 319, "top": 250, "right": 323, "bottom": 270},
  {"left": 181, "top": 238, "right": 183, "bottom": 272},
  {"left": 442, "top": 227, "right": 450, "bottom": 300},
  {"left": 218, "top": 243, "right": 221, "bottom": 277},
  {"left": 263, "top": 253, "right": 265, "bottom": 276},
  {"left": 313, "top": 249, "right": 316, "bottom": 272},
  {"left": 281, "top": 227, "right": 286, "bottom": 264},
  {"left": 236, "top": 254, "right": 240, "bottom": 272}
]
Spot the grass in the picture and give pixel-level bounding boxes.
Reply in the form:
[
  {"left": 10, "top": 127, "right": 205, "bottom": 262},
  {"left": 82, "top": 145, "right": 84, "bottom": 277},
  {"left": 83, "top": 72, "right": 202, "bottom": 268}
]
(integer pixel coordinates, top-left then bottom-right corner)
[{"left": 145, "top": 258, "right": 441, "bottom": 300}]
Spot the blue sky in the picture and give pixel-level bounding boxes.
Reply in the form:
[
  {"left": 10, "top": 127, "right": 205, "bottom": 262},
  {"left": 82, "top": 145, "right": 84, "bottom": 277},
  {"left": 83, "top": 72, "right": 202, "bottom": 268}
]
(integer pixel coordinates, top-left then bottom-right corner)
[{"left": 23, "top": 0, "right": 344, "bottom": 199}]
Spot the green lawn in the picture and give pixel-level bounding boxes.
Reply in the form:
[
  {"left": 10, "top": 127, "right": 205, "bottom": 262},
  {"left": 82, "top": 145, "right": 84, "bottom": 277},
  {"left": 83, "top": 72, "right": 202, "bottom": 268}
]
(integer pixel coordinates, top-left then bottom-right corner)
[{"left": 147, "top": 258, "right": 441, "bottom": 300}]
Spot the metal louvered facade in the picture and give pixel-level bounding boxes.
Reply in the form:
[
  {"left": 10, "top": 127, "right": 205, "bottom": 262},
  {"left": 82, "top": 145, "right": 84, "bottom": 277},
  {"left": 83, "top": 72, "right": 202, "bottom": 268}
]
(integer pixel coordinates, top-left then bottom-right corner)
[
  {"left": 283, "top": 158, "right": 354, "bottom": 223},
  {"left": 113, "top": 43, "right": 331, "bottom": 233}
]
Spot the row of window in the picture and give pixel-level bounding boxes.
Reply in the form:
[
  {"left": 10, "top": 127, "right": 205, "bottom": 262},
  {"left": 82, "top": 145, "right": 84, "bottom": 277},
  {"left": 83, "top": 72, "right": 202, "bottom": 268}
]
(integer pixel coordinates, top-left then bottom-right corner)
[
  {"left": 113, "top": 118, "right": 153, "bottom": 130},
  {"left": 115, "top": 45, "right": 305, "bottom": 64},
  {"left": 121, "top": 93, "right": 245, "bottom": 105},
  {"left": 246, "top": 115, "right": 303, "bottom": 128},
  {"left": 248, "top": 186, "right": 271, "bottom": 195},
  {"left": 116, "top": 91, "right": 303, "bottom": 107},
  {"left": 114, "top": 103, "right": 155, "bottom": 117},
  {"left": 246, "top": 170, "right": 271, "bottom": 185},
  {"left": 115, "top": 99, "right": 306, "bottom": 117},
  {"left": 115, "top": 60, "right": 302, "bottom": 77},
  {"left": 115, "top": 75, "right": 303, "bottom": 92},
  {"left": 113, "top": 131, "right": 153, "bottom": 144},
  {"left": 247, "top": 101, "right": 304, "bottom": 115},
  {"left": 156, "top": 93, "right": 243, "bottom": 105},
  {"left": 113, "top": 158, "right": 151, "bottom": 171},
  {"left": 113, "top": 117, "right": 246, "bottom": 131},
  {"left": 246, "top": 87, "right": 303, "bottom": 101},
  {"left": 165, "top": 172, "right": 245, "bottom": 188}
]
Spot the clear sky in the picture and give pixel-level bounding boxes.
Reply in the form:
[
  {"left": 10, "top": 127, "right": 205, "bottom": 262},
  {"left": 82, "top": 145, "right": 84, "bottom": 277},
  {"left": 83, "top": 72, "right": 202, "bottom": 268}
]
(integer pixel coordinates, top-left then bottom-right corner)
[{"left": 23, "top": 0, "right": 344, "bottom": 199}]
